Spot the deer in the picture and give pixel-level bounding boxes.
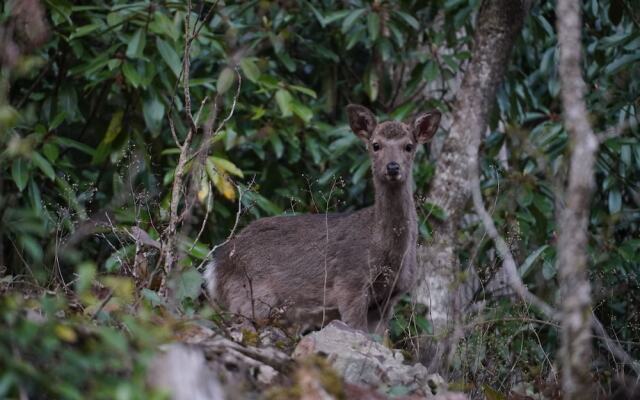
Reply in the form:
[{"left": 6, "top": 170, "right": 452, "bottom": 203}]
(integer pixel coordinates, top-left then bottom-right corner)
[{"left": 205, "top": 104, "right": 441, "bottom": 334}]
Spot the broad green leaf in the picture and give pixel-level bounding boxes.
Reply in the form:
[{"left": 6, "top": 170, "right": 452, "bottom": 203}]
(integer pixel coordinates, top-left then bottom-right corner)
[
  {"left": 275, "top": 89, "right": 293, "bottom": 117},
  {"left": 104, "top": 111, "right": 124, "bottom": 143},
  {"left": 29, "top": 180, "right": 43, "bottom": 214},
  {"left": 352, "top": 158, "right": 371, "bottom": 184},
  {"left": 518, "top": 245, "right": 549, "bottom": 279},
  {"left": 425, "top": 60, "right": 439, "bottom": 82},
  {"left": 368, "top": 12, "right": 380, "bottom": 41},
  {"left": 156, "top": 38, "right": 182, "bottom": 77},
  {"left": 173, "top": 267, "right": 203, "bottom": 301},
  {"left": 122, "top": 62, "right": 142, "bottom": 88},
  {"left": 49, "top": 112, "right": 66, "bottom": 130},
  {"left": 291, "top": 101, "right": 313, "bottom": 123},
  {"left": 305, "top": 137, "right": 322, "bottom": 164},
  {"left": 270, "top": 135, "right": 284, "bottom": 159},
  {"left": 70, "top": 24, "right": 100, "bottom": 40},
  {"left": 141, "top": 288, "right": 165, "bottom": 307},
  {"left": 106, "top": 12, "right": 124, "bottom": 27},
  {"left": 289, "top": 85, "right": 317, "bottom": 99},
  {"left": 149, "top": 12, "right": 179, "bottom": 41},
  {"left": 239, "top": 58, "right": 261, "bottom": 83},
  {"left": 605, "top": 53, "right": 640, "bottom": 75},
  {"left": 346, "top": 26, "right": 366, "bottom": 50},
  {"left": 217, "top": 67, "right": 235, "bottom": 94},
  {"left": 32, "top": 152, "right": 55, "bottom": 180},
  {"left": 342, "top": 9, "right": 366, "bottom": 33},
  {"left": 126, "top": 28, "right": 146, "bottom": 59},
  {"left": 390, "top": 102, "right": 415, "bottom": 120},
  {"left": 388, "top": 20, "right": 405, "bottom": 47},
  {"left": 542, "top": 260, "right": 557, "bottom": 280},
  {"left": 277, "top": 52, "right": 296, "bottom": 72},
  {"left": 54, "top": 137, "right": 95, "bottom": 156},
  {"left": 43, "top": 143, "right": 59, "bottom": 162},
  {"left": 20, "top": 235, "right": 43, "bottom": 263},
  {"left": 244, "top": 191, "right": 282, "bottom": 215},
  {"left": 57, "top": 85, "right": 80, "bottom": 121},
  {"left": 209, "top": 156, "right": 244, "bottom": 178},
  {"left": 609, "top": 189, "right": 622, "bottom": 214},
  {"left": 0, "top": 105, "right": 18, "bottom": 127},
  {"left": 12, "top": 158, "right": 29, "bottom": 191},
  {"left": 423, "top": 202, "right": 446, "bottom": 220},
  {"left": 320, "top": 10, "right": 350, "bottom": 26},
  {"left": 393, "top": 10, "right": 419, "bottom": 30},
  {"left": 143, "top": 95, "right": 165, "bottom": 136}
]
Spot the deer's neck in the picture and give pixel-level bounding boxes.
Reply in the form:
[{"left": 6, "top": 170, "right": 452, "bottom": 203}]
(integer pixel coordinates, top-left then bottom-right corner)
[{"left": 372, "top": 180, "right": 417, "bottom": 255}]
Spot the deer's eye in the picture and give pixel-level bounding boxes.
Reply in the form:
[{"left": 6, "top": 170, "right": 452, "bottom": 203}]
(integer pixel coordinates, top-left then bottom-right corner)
[
  {"left": 372, "top": 142, "right": 380, "bottom": 152},
  {"left": 405, "top": 143, "right": 413, "bottom": 152}
]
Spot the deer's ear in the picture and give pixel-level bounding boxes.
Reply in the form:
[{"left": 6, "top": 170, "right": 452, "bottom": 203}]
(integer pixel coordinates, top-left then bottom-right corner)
[
  {"left": 413, "top": 111, "right": 441, "bottom": 144},
  {"left": 347, "top": 104, "right": 377, "bottom": 141}
]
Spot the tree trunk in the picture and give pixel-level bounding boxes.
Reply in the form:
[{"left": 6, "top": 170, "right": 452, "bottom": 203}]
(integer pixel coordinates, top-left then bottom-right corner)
[
  {"left": 555, "top": 0, "right": 596, "bottom": 398},
  {"left": 412, "top": 0, "right": 527, "bottom": 370}
]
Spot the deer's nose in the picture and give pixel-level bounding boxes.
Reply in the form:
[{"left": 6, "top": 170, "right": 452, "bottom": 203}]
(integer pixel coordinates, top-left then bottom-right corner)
[{"left": 386, "top": 162, "right": 400, "bottom": 176}]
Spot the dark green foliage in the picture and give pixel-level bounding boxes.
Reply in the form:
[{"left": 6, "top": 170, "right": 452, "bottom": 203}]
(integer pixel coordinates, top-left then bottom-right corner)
[{"left": 0, "top": 292, "right": 169, "bottom": 399}]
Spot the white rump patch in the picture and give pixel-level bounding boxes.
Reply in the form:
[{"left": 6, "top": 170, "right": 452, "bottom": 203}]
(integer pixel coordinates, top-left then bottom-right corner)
[{"left": 203, "top": 260, "right": 217, "bottom": 299}]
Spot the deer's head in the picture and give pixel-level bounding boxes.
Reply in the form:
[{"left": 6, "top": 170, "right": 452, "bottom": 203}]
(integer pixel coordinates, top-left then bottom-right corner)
[{"left": 347, "top": 104, "right": 441, "bottom": 186}]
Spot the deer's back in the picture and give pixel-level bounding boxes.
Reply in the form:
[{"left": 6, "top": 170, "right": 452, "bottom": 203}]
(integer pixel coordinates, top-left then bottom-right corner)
[{"left": 212, "top": 207, "right": 375, "bottom": 317}]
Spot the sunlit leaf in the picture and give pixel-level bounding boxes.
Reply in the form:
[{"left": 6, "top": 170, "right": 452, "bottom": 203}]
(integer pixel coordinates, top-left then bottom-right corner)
[{"left": 209, "top": 156, "right": 244, "bottom": 178}]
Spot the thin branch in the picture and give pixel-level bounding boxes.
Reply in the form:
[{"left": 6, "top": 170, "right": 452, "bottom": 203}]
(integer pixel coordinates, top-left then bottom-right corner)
[
  {"left": 196, "top": 181, "right": 248, "bottom": 271},
  {"left": 470, "top": 143, "right": 640, "bottom": 376},
  {"left": 189, "top": 182, "right": 213, "bottom": 252},
  {"left": 470, "top": 167, "right": 556, "bottom": 318},
  {"left": 162, "top": 1, "right": 198, "bottom": 292},
  {"left": 91, "top": 290, "right": 114, "bottom": 320}
]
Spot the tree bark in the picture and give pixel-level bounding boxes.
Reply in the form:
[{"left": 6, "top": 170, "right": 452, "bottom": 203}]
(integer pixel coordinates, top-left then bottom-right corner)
[
  {"left": 555, "top": 0, "right": 596, "bottom": 398},
  {"left": 412, "top": 0, "right": 527, "bottom": 370}
]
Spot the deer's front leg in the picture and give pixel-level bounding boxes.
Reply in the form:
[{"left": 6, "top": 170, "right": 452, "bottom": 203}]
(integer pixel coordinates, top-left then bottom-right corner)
[{"left": 337, "top": 289, "right": 369, "bottom": 332}]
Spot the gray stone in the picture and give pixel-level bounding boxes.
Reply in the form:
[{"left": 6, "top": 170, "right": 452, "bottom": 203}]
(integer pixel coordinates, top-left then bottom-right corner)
[{"left": 293, "top": 321, "right": 464, "bottom": 399}]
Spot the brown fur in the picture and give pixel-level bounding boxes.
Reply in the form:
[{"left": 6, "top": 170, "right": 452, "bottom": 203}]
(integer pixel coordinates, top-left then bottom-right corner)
[{"left": 206, "top": 105, "right": 441, "bottom": 333}]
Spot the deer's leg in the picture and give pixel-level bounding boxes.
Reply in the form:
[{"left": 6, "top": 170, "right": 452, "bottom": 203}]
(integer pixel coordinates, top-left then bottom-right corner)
[{"left": 337, "top": 290, "right": 369, "bottom": 331}]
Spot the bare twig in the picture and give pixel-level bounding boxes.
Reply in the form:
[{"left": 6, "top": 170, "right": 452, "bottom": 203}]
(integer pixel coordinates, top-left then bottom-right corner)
[
  {"left": 196, "top": 181, "right": 249, "bottom": 271},
  {"left": 321, "top": 179, "right": 337, "bottom": 328},
  {"left": 469, "top": 166, "right": 556, "bottom": 318},
  {"left": 189, "top": 182, "right": 212, "bottom": 252},
  {"left": 91, "top": 290, "right": 114, "bottom": 320}
]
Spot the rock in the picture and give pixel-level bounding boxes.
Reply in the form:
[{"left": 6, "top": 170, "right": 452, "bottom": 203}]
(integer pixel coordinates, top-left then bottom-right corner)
[
  {"left": 293, "top": 321, "right": 466, "bottom": 400},
  {"left": 147, "top": 343, "right": 225, "bottom": 400},
  {"left": 257, "top": 364, "right": 278, "bottom": 385}
]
